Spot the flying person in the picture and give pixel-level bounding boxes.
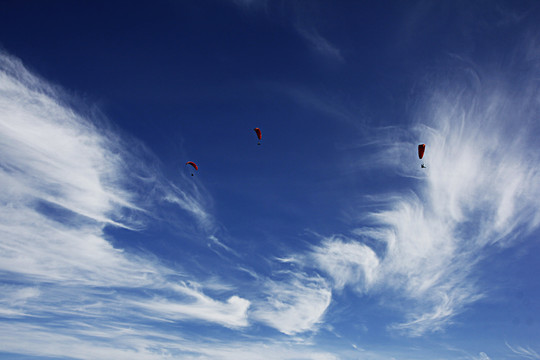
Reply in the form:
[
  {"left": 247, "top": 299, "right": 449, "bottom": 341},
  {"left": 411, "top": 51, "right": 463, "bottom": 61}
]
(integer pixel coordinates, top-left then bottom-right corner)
[
  {"left": 254, "top": 127, "right": 262, "bottom": 145},
  {"left": 186, "top": 161, "right": 198, "bottom": 176},
  {"left": 418, "top": 144, "right": 426, "bottom": 168}
]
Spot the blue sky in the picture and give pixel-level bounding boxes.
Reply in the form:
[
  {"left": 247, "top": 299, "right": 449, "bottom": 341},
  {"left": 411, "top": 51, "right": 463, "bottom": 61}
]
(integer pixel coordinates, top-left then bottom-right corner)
[{"left": 1, "top": 1, "right": 540, "bottom": 359}]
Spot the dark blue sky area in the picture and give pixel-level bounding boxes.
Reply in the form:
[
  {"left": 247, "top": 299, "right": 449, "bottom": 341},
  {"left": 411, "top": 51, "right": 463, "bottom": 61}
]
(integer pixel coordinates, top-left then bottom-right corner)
[
  {"left": 2, "top": 1, "right": 534, "bottom": 142},
  {"left": 2, "top": 1, "right": 535, "bottom": 153}
]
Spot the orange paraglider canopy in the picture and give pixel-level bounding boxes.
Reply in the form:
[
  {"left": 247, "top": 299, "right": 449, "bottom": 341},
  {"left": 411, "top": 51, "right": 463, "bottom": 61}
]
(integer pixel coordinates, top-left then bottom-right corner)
[{"left": 418, "top": 144, "right": 426, "bottom": 159}]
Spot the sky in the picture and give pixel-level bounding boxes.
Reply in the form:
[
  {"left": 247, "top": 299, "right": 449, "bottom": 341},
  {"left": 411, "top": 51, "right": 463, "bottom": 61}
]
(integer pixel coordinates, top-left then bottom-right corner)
[{"left": 1, "top": 1, "right": 540, "bottom": 359}]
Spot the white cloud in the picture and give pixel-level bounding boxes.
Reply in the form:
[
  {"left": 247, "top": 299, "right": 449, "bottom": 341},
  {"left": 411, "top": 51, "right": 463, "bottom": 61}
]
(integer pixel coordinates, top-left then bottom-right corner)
[
  {"left": 297, "top": 27, "right": 344, "bottom": 61},
  {"left": 309, "top": 236, "right": 379, "bottom": 292},
  {"left": 131, "top": 282, "right": 250, "bottom": 328},
  {"left": 0, "top": 206, "right": 160, "bottom": 286},
  {"left": 367, "top": 69, "right": 540, "bottom": 333},
  {"left": 163, "top": 181, "right": 215, "bottom": 231},
  {"left": 506, "top": 342, "right": 540, "bottom": 359},
  {"left": 252, "top": 273, "right": 332, "bottom": 335},
  {"left": 472, "top": 352, "right": 491, "bottom": 360},
  {"left": 294, "top": 56, "right": 540, "bottom": 336},
  {"left": 0, "top": 322, "right": 340, "bottom": 360},
  {"left": 0, "top": 285, "right": 40, "bottom": 317},
  {"left": 209, "top": 234, "right": 240, "bottom": 257},
  {"left": 0, "top": 67, "right": 136, "bottom": 227},
  {"left": 0, "top": 51, "right": 249, "bottom": 333}
]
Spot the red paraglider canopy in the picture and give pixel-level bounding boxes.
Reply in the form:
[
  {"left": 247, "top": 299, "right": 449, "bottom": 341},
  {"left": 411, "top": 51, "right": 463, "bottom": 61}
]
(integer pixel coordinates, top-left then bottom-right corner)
[
  {"left": 254, "top": 128, "right": 262, "bottom": 140},
  {"left": 186, "top": 161, "right": 198, "bottom": 171},
  {"left": 418, "top": 144, "right": 426, "bottom": 159}
]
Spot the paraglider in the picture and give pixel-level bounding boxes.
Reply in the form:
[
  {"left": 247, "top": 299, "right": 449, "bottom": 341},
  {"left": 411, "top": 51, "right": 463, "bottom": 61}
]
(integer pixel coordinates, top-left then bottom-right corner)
[
  {"left": 418, "top": 144, "right": 426, "bottom": 168},
  {"left": 254, "top": 127, "right": 262, "bottom": 145},
  {"left": 186, "top": 161, "right": 198, "bottom": 176}
]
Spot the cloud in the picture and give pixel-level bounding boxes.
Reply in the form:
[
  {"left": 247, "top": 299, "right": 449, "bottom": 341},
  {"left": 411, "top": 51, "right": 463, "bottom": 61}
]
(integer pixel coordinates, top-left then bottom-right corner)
[
  {"left": 162, "top": 181, "right": 215, "bottom": 232},
  {"left": 309, "top": 236, "right": 379, "bottom": 292},
  {"left": 130, "top": 282, "right": 250, "bottom": 328},
  {"left": 269, "top": 83, "right": 358, "bottom": 125},
  {"left": 471, "top": 353, "right": 491, "bottom": 360},
  {"left": 209, "top": 234, "right": 241, "bottom": 257},
  {"left": 252, "top": 273, "right": 332, "bottom": 335},
  {"left": 0, "top": 321, "right": 340, "bottom": 360},
  {"left": 0, "top": 51, "right": 249, "bottom": 334},
  {"left": 297, "top": 27, "right": 344, "bottom": 61},
  {"left": 288, "top": 54, "right": 540, "bottom": 336},
  {"left": 0, "top": 61, "right": 137, "bottom": 228},
  {"left": 365, "top": 63, "right": 540, "bottom": 334},
  {"left": 0, "top": 285, "right": 40, "bottom": 317},
  {"left": 506, "top": 342, "right": 540, "bottom": 359}
]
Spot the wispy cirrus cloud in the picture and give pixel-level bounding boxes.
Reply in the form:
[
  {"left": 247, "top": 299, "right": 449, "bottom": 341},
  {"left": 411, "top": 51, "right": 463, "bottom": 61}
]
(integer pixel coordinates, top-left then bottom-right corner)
[
  {"left": 0, "top": 50, "right": 340, "bottom": 358},
  {"left": 230, "top": 1, "right": 343, "bottom": 61},
  {"left": 472, "top": 353, "right": 491, "bottom": 360},
  {"left": 309, "top": 236, "right": 379, "bottom": 293},
  {"left": 0, "top": 285, "right": 40, "bottom": 317},
  {"left": 297, "top": 27, "right": 344, "bottom": 61},
  {"left": 288, "top": 52, "right": 540, "bottom": 336},
  {"left": 251, "top": 272, "right": 332, "bottom": 335},
  {"left": 0, "top": 50, "right": 249, "bottom": 340},
  {"left": 130, "top": 282, "right": 250, "bottom": 328},
  {"left": 0, "top": 321, "right": 341, "bottom": 360},
  {"left": 0, "top": 52, "right": 213, "bottom": 231},
  {"left": 506, "top": 342, "right": 540, "bottom": 359},
  {"left": 377, "top": 59, "right": 540, "bottom": 336}
]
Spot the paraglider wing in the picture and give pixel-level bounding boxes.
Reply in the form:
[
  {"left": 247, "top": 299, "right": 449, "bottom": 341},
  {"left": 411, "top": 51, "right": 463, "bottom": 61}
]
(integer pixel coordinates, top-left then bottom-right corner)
[
  {"left": 418, "top": 144, "right": 426, "bottom": 159},
  {"left": 254, "top": 128, "right": 262, "bottom": 140},
  {"left": 186, "top": 161, "right": 198, "bottom": 171}
]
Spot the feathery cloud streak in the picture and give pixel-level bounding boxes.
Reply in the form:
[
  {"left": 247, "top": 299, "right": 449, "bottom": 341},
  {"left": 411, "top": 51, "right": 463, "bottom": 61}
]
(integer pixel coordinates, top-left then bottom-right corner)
[
  {"left": 0, "top": 51, "right": 249, "bottom": 337},
  {"left": 252, "top": 272, "right": 332, "bottom": 335},
  {"left": 506, "top": 342, "right": 540, "bottom": 359},
  {"left": 0, "top": 50, "right": 340, "bottom": 358},
  {"left": 0, "top": 321, "right": 341, "bottom": 360},
  {"left": 296, "top": 27, "right": 344, "bottom": 61},
  {"left": 295, "top": 56, "right": 540, "bottom": 336}
]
